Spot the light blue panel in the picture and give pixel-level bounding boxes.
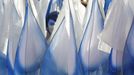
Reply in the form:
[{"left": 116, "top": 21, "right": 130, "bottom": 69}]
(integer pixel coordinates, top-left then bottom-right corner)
[
  {"left": 14, "top": 2, "right": 47, "bottom": 75},
  {"left": 41, "top": 3, "right": 82, "bottom": 74},
  {"left": 79, "top": 0, "right": 109, "bottom": 74},
  {"left": 6, "top": 1, "right": 23, "bottom": 75}
]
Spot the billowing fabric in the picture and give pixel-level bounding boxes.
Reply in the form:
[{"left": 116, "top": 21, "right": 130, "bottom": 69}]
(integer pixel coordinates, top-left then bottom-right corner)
[
  {"left": 13, "top": 0, "right": 25, "bottom": 24},
  {"left": 71, "top": 0, "right": 86, "bottom": 26},
  {"left": 0, "top": 0, "right": 134, "bottom": 75},
  {"left": 40, "top": 0, "right": 82, "bottom": 75},
  {"left": 104, "top": 0, "right": 112, "bottom": 15},
  {"left": 123, "top": 19, "right": 134, "bottom": 75},
  {"left": 0, "top": 51, "right": 7, "bottom": 75},
  {"left": 82, "top": 0, "right": 94, "bottom": 30},
  {"left": 49, "top": 0, "right": 84, "bottom": 47},
  {"left": 97, "top": 0, "right": 105, "bottom": 19},
  {"left": 128, "top": 0, "right": 134, "bottom": 15},
  {"left": 0, "top": 0, "right": 10, "bottom": 54},
  {"left": 68, "top": 0, "right": 84, "bottom": 50},
  {"left": 6, "top": 0, "right": 25, "bottom": 74},
  {"left": 14, "top": 1, "right": 47, "bottom": 74},
  {"left": 29, "top": 0, "right": 61, "bottom": 37},
  {"left": 29, "top": 0, "right": 46, "bottom": 36},
  {"left": 122, "top": 1, "right": 134, "bottom": 73},
  {"left": 79, "top": 0, "right": 109, "bottom": 74},
  {"left": 48, "top": 6, "right": 65, "bottom": 42},
  {"left": 98, "top": 0, "right": 133, "bottom": 70}
]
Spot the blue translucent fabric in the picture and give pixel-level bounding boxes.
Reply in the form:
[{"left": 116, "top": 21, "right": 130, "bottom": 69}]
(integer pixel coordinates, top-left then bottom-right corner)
[
  {"left": 6, "top": 1, "right": 24, "bottom": 75},
  {"left": 41, "top": 17, "right": 82, "bottom": 75},
  {"left": 14, "top": 2, "right": 47, "bottom": 75},
  {"left": 123, "top": 19, "right": 134, "bottom": 75},
  {"left": 68, "top": 0, "right": 85, "bottom": 50},
  {"left": 0, "top": 51, "right": 7, "bottom": 75},
  {"left": 0, "top": 0, "right": 10, "bottom": 53},
  {"left": 79, "top": 0, "right": 109, "bottom": 74},
  {"left": 7, "top": 41, "right": 14, "bottom": 75},
  {"left": 56, "top": 0, "right": 63, "bottom": 10},
  {"left": 105, "top": 0, "right": 133, "bottom": 71},
  {"left": 128, "top": 0, "right": 134, "bottom": 14},
  {"left": 99, "top": 0, "right": 134, "bottom": 74},
  {"left": 0, "top": 0, "right": 134, "bottom": 75},
  {"left": 40, "top": 0, "right": 82, "bottom": 74},
  {"left": 104, "top": 0, "right": 112, "bottom": 15},
  {"left": 82, "top": 0, "right": 94, "bottom": 33}
]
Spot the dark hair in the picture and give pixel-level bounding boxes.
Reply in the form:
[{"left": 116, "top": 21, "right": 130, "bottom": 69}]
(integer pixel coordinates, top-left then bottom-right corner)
[{"left": 46, "top": 11, "right": 59, "bottom": 34}]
